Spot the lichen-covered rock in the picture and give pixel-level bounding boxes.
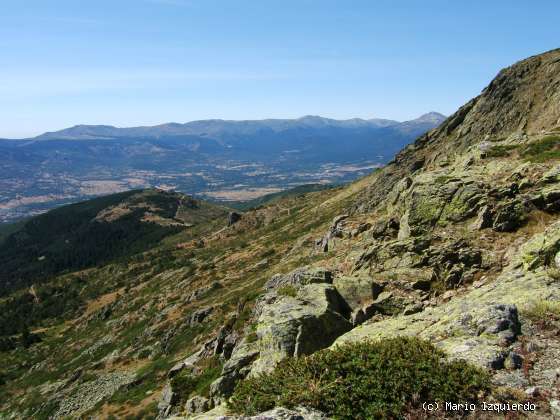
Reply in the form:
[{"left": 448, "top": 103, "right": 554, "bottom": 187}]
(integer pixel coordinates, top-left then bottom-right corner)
[
  {"left": 332, "top": 275, "right": 383, "bottom": 310},
  {"left": 235, "top": 407, "right": 330, "bottom": 420},
  {"left": 550, "top": 400, "right": 560, "bottom": 418},
  {"left": 541, "top": 165, "right": 560, "bottom": 184},
  {"left": 209, "top": 340, "right": 259, "bottom": 399},
  {"left": 178, "top": 406, "right": 330, "bottom": 420},
  {"left": 332, "top": 226, "right": 560, "bottom": 369},
  {"left": 470, "top": 205, "right": 493, "bottom": 230},
  {"left": 517, "top": 221, "right": 560, "bottom": 270},
  {"left": 265, "top": 267, "right": 332, "bottom": 291},
  {"left": 250, "top": 283, "right": 352, "bottom": 375},
  {"left": 438, "top": 182, "right": 484, "bottom": 224},
  {"left": 397, "top": 178, "right": 460, "bottom": 238},
  {"left": 492, "top": 201, "right": 527, "bottom": 232},
  {"left": 532, "top": 185, "right": 560, "bottom": 213},
  {"left": 209, "top": 280, "right": 352, "bottom": 399},
  {"left": 185, "top": 395, "right": 211, "bottom": 415}
]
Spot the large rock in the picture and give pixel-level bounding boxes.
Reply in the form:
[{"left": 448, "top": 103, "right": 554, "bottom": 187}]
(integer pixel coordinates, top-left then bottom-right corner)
[
  {"left": 250, "top": 283, "right": 352, "bottom": 375},
  {"left": 470, "top": 205, "right": 493, "bottom": 230},
  {"left": 397, "top": 178, "right": 459, "bottom": 238},
  {"left": 332, "top": 275, "right": 384, "bottom": 310},
  {"left": 316, "top": 215, "right": 349, "bottom": 252},
  {"left": 210, "top": 268, "right": 347, "bottom": 401},
  {"left": 209, "top": 340, "right": 259, "bottom": 399},
  {"left": 179, "top": 406, "right": 330, "bottom": 420},
  {"left": 492, "top": 201, "right": 527, "bottom": 232}
]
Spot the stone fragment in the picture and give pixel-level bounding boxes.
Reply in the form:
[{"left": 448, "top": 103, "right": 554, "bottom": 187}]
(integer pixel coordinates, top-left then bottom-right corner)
[
  {"left": 504, "top": 352, "right": 523, "bottom": 369},
  {"left": 524, "top": 386, "right": 539, "bottom": 398},
  {"left": 185, "top": 395, "right": 211, "bottom": 414},
  {"left": 227, "top": 212, "right": 242, "bottom": 226},
  {"left": 550, "top": 400, "right": 560, "bottom": 418},
  {"left": 470, "top": 205, "right": 492, "bottom": 230},
  {"left": 403, "top": 302, "right": 423, "bottom": 316},
  {"left": 189, "top": 307, "right": 214, "bottom": 326}
]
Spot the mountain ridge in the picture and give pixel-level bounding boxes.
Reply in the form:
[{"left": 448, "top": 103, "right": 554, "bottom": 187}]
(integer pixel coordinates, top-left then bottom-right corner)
[
  {"left": 28, "top": 113, "right": 446, "bottom": 141},
  {"left": 0, "top": 113, "right": 445, "bottom": 223}
]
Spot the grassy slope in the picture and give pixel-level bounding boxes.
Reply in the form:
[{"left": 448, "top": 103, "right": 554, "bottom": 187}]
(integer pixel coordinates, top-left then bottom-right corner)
[
  {"left": 0, "top": 190, "right": 229, "bottom": 296},
  {"left": 0, "top": 182, "right": 356, "bottom": 417},
  {"left": 222, "top": 184, "right": 338, "bottom": 211}
]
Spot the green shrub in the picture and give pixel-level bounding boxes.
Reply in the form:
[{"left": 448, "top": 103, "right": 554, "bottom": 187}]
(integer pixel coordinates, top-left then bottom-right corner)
[
  {"left": 521, "top": 135, "right": 560, "bottom": 162},
  {"left": 171, "top": 372, "right": 198, "bottom": 400},
  {"left": 277, "top": 285, "right": 297, "bottom": 298},
  {"left": 229, "top": 337, "right": 490, "bottom": 419},
  {"left": 485, "top": 144, "right": 519, "bottom": 158},
  {"left": 171, "top": 357, "right": 223, "bottom": 403}
]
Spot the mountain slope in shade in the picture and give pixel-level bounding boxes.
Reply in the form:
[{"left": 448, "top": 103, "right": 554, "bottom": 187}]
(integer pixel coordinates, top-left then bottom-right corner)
[{"left": 0, "top": 189, "right": 230, "bottom": 295}]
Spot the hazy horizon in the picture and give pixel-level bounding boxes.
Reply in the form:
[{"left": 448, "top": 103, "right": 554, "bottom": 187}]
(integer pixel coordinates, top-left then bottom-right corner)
[{"left": 1, "top": 0, "right": 559, "bottom": 138}]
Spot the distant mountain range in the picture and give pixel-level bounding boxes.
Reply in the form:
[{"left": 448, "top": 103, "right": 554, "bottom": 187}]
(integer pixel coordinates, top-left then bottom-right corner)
[
  {"left": 28, "top": 113, "right": 445, "bottom": 141},
  {"left": 0, "top": 112, "right": 445, "bottom": 223}
]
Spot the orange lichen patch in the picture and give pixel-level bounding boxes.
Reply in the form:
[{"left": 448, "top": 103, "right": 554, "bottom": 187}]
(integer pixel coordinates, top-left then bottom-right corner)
[
  {"left": 81, "top": 288, "right": 124, "bottom": 319},
  {"left": 165, "top": 305, "right": 185, "bottom": 322}
]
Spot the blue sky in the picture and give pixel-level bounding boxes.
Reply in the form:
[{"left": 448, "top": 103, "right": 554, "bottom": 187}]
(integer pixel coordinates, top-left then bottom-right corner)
[{"left": 1, "top": 0, "right": 559, "bottom": 138}]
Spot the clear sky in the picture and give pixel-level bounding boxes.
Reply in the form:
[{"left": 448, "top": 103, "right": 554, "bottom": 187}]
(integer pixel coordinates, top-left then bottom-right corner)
[{"left": 1, "top": 0, "right": 559, "bottom": 138}]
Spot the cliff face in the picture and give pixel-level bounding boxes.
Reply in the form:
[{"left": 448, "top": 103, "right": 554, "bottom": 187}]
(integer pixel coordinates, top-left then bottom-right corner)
[
  {"left": 354, "top": 48, "right": 560, "bottom": 214},
  {"left": 2, "top": 49, "right": 560, "bottom": 419}
]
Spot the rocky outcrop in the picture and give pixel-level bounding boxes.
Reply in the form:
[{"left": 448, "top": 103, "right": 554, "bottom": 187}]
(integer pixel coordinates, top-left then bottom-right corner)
[
  {"left": 264, "top": 267, "right": 333, "bottom": 291},
  {"left": 316, "top": 214, "right": 349, "bottom": 252},
  {"left": 227, "top": 212, "right": 242, "bottom": 226},
  {"left": 189, "top": 307, "right": 214, "bottom": 326},
  {"left": 250, "top": 282, "right": 352, "bottom": 375},
  {"left": 209, "top": 339, "right": 259, "bottom": 399},
  {"left": 210, "top": 268, "right": 352, "bottom": 401},
  {"left": 185, "top": 395, "right": 211, "bottom": 415},
  {"left": 53, "top": 371, "right": 137, "bottom": 419},
  {"left": 174, "top": 406, "right": 330, "bottom": 419},
  {"left": 333, "top": 223, "right": 560, "bottom": 369}
]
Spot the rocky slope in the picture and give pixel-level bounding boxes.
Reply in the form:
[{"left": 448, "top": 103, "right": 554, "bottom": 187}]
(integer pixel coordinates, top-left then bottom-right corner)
[{"left": 1, "top": 49, "right": 560, "bottom": 419}]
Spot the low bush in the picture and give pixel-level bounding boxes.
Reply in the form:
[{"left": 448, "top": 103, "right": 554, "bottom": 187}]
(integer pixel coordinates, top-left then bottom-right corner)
[
  {"left": 229, "top": 337, "right": 490, "bottom": 419},
  {"left": 171, "top": 356, "right": 223, "bottom": 403},
  {"left": 521, "top": 135, "right": 560, "bottom": 162},
  {"left": 485, "top": 144, "right": 519, "bottom": 158},
  {"left": 277, "top": 284, "right": 297, "bottom": 298}
]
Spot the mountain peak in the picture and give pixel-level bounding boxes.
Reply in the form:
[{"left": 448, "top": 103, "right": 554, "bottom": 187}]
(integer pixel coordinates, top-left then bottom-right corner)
[{"left": 415, "top": 112, "right": 447, "bottom": 123}]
